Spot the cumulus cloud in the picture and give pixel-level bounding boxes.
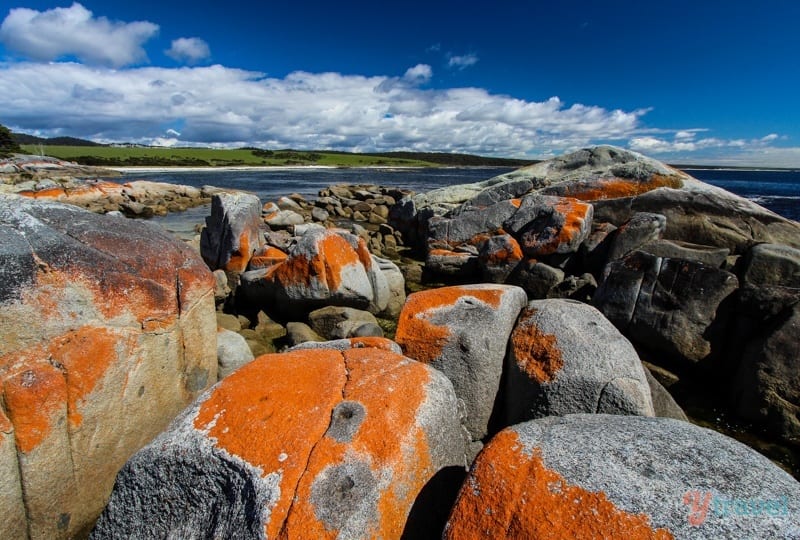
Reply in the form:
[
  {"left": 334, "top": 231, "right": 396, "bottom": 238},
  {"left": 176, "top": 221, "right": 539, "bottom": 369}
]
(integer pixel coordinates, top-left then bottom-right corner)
[
  {"left": 0, "top": 61, "right": 649, "bottom": 155},
  {"left": 448, "top": 53, "right": 479, "bottom": 70},
  {"left": 0, "top": 3, "right": 158, "bottom": 67},
  {"left": 166, "top": 37, "right": 210, "bottom": 64},
  {"left": 403, "top": 64, "right": 432, "bottom": 84}
]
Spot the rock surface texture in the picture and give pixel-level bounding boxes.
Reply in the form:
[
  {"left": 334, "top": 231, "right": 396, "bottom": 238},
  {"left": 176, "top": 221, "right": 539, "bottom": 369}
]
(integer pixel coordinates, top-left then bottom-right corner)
[
  {"left": 92, "top": 348, "right": 467, "bottom": 539},
  {"left": 0, "top": 195, "right": 217, "bottom": 539},
  {"left": 240, "top": 228, "right": 388, "bottom": 319},
  {"left": 504, "top": 299, "right": 654, "bottom": 424},
  {"left": 395, "top": 284, "right": 528, "bottom": 443},
  {"left": 201, "top": 192, "right": 265, "bottom": 272},
  {"left": 445, "top": 415, "right": 800, "bottom": 539}
]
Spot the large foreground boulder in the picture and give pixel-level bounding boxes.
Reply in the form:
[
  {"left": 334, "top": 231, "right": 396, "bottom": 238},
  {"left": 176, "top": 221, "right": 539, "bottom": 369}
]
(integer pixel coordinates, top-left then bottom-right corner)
[
  {"left": 0, "top": 195, "right": 217, "bottom": 539},
  {"left": 92, "top": 348, "right": 467, "bottom": 539},
  {"left": 395, "top": 284, "right": 528, "bottom": 445},
  {"left": 504, "top": 299, "right": 654, "bottom": 424},
  {"left": 445, "top": 415, "right": 800, "bottom": 539}
]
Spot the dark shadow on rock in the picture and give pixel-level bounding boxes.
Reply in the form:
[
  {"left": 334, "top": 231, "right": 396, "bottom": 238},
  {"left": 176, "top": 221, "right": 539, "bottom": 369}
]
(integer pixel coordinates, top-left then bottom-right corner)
[{"left": 401, "top": 466, "right": 466, "bottom": 540}]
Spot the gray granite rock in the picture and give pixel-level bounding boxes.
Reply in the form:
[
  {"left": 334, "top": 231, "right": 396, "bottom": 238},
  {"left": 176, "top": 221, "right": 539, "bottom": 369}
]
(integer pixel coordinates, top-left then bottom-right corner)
[
  {"left": 395, "top": 284, "right": 528, "bottom": 442},
  {"left": 217, "top": 329, "right": 255, "bottom": 380},
  {"left": 446, "top": 414, "right": 800, "bottom": 539},
  {"left": 505, "top": 299, "right": 654, "bottom": 424},
  {"left": 200, "top": 192, "right": 264, "bottom": 272},
  {"left": 594, "top": 250, "right": 739, "bottom": 363}
]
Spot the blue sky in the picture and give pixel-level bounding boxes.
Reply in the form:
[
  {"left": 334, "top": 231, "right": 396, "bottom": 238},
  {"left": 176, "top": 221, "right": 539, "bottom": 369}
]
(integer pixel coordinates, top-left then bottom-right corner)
[{"left": 1, "top": 1, "right": 798, "bottom": 165}]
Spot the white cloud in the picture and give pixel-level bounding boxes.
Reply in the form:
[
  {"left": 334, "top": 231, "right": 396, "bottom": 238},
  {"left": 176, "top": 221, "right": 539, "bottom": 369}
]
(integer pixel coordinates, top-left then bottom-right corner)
[
  {"left": 0, "top": 61, "right": 647, "bottom": 156},
  {"left": 448, "top": 54, "right": 479, "bottom": 70},
  {"left": 166, "top": 37, "right": 210, "bottom": 64},
  {"left": 0, "top": 3, "right": 158, "bottom": 67},
  {"left": 627, "top": 133, "right": 800, "bottom": 166},
  {"left": 403, "top": 64, "right": 432, "bottom": 84}
]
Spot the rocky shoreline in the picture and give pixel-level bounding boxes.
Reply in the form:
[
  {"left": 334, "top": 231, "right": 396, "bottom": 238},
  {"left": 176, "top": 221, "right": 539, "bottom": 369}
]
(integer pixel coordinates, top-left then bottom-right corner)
[{"left": 2, "top": 146, "right": 800, "bottom": 538}]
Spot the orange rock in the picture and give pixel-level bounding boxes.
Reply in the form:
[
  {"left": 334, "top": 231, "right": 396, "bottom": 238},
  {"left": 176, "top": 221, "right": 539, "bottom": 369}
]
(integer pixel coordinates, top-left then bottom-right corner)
[
  {"left": 93, "top": 347, "right": 467, "bottom": 539},
  {"left": 247, "top": 246, "right": 288, "bottom": 270},
  {"left": 0, "top": 196, "right": 217, "bottom": 538},
  {"left": 445, "top": 428, "right": 672, "bottom": 539},
  {"left": 239, "top": 229, "right": 375, "bottom": 318},
  {"left": 395, "top": 284, "right": 527, "bottom": 442}
]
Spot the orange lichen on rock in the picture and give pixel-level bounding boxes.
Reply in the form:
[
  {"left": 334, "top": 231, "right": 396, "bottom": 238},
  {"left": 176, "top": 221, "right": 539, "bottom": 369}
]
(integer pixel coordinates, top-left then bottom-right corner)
[
  {"left": 49, "top": 326, "right": 130, "bottom": 427},
  {"left": 3, "top": 363, "right": 68, "bottom": 454},
  {"left": 428, "top": 249, "right": 469, "bottom": 257},
  {"left": 224, "top": 231, "right": 252, "bottom": 272},
  {"left": 553, "top": 198, "right": 592, "bottom": 251},
  {"left": 559, "top": 174, "right": 683, "bottom": 202},
  {"left": 482, "top": 237, "right": 523, "bottom": 265},
  {"left": 269, "top": 233, "right": 361, "bottom": 293},
  {"left": 249, "top": 247, "right": 288, "bottom": 270},
  {"left": 510, "top": 308, "right": 564, "bottom": 383},
  {"left": 511, "top": 198, "right": 522, "bottom": 208},
  {"left": 445, "top": 429, "right": 673, "bottom": 539},
  {"left": 193, "top": 350, "right": 346, "bottom": 539},
  {"left": 17, "top": 187, "right": 67, "bottom": 199},
  {"left": 282, "top": 348, "right": 433, "bottom": 539},
  {"left": 395, "top": 286, "right": 504, "bottom": 364},
  {"left": 1, "top": 326, "right": 132, "bottom": 438},
  {"left": 354, "top": 236, "right": 373, "bottom": 270}
]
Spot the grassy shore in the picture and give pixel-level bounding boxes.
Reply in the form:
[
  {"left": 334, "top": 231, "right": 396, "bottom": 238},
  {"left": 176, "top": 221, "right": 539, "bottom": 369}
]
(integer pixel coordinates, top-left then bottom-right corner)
[
  {"left": 20, "top": 145, "right": 538, "bottom": 168},
  {"left": 20, "top": 146, "right": 441, "bottom": 168}
]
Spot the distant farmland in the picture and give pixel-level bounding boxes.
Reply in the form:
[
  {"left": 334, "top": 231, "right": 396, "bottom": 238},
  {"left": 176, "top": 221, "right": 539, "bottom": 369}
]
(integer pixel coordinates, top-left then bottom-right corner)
[
  {"left": 19, "top": 146, "right": 439, "bottom": 167},
  {"left": 19, "top": 145, "right": 535, "bottom": 168}
]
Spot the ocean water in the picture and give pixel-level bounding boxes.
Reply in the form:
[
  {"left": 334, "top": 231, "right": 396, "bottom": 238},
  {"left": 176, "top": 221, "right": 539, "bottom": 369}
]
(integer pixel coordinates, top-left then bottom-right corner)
[
  {"left": 684, "top": 168, "right": 800, "bottom": 222},
  {"left": 115, "top": 166, "right": 800, "bottom": 236}
]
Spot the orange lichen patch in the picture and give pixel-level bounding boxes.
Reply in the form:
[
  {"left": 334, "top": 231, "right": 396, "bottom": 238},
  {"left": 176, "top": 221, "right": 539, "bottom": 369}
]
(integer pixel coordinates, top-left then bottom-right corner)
[
  {"left": 395, "top": 286, "right": 504, "bottom": 364},
  {"left": 177, "top": 265, "right": 216, "bottom": 313},
  {"left": 445, "top": 429, "right": 673, "bottom": 539},
  {"left": 194, "top": 350, "right": 346, "bottom": 539},
  {"left": 427, "top": 248, "right": 467, "bottom": 257},
  {"left": 282, "top": 348, "right": 433, "bottom": 539},
  {"left": 270, "top": 233, "right": 361, "bottom": 293},
  {"left": 510, "top": 308, "right": 564, "bottom": 383},
  {"left": 348, "top": 337, "right": 399, "bottom": 351},
  {"left": 3, "top": 363, "right": 68, "bottom": 453},
  {"left": 248, "top": 247, "right": 289, "bottom": 270},
  {"left": 559, "top": 174, "right": 683, "bottom": 202},
  {"left": 0, "top": 407, "right": 12, "bottom": 434},
  {"left": 482, "top": 237, "right": 524, "bottom": 265},
  {"left": 510, "top": 198, "right": 522, "bottom": 208},
  {"left": 225, "top": 231, "right": 253, "bottom": 272},
  {"left": 18, "top": 187, "right": 67, "bottom": 199},
  {"left": 26, "top": 268, "right": 176, "bottom": 327},
  {"left": 553, "top": 197, "right": 592, "bottom": 250},
  {"left": 354, "top": 237, "right": 373, "bottom": 270},
  {"left": 50, "top": 326, "right": 130, "bottom": 427}
]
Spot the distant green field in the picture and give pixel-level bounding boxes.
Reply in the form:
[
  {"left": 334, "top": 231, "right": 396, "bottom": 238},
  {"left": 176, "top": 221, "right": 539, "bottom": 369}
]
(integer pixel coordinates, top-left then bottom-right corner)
[{"left": 20, "top": 145, "right": 438, "bottom": 168}]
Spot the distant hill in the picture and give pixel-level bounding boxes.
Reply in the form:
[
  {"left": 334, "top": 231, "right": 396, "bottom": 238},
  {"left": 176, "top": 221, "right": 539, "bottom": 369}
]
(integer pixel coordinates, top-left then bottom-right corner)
[{"left": 12, "top": 132, "right": 104, "bottom": 147}]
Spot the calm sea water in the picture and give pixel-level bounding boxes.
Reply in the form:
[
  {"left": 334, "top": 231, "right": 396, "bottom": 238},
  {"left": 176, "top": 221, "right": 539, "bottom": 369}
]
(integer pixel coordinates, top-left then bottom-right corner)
[
  {"left": 115, "top": 166, "right": 800, "bottom": 236},
  {"left": 684, "top": 168, "right": 800, "bottom": 222}
]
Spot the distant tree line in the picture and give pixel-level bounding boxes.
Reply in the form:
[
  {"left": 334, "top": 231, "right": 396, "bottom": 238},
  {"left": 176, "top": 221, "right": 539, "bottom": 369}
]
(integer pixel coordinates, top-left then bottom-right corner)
[
  {"left": 324, "top": 150, "right": 537, "bottom": 167},
  {"left": 12, "top": 132, "right": 103, "bottom": 147}
]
